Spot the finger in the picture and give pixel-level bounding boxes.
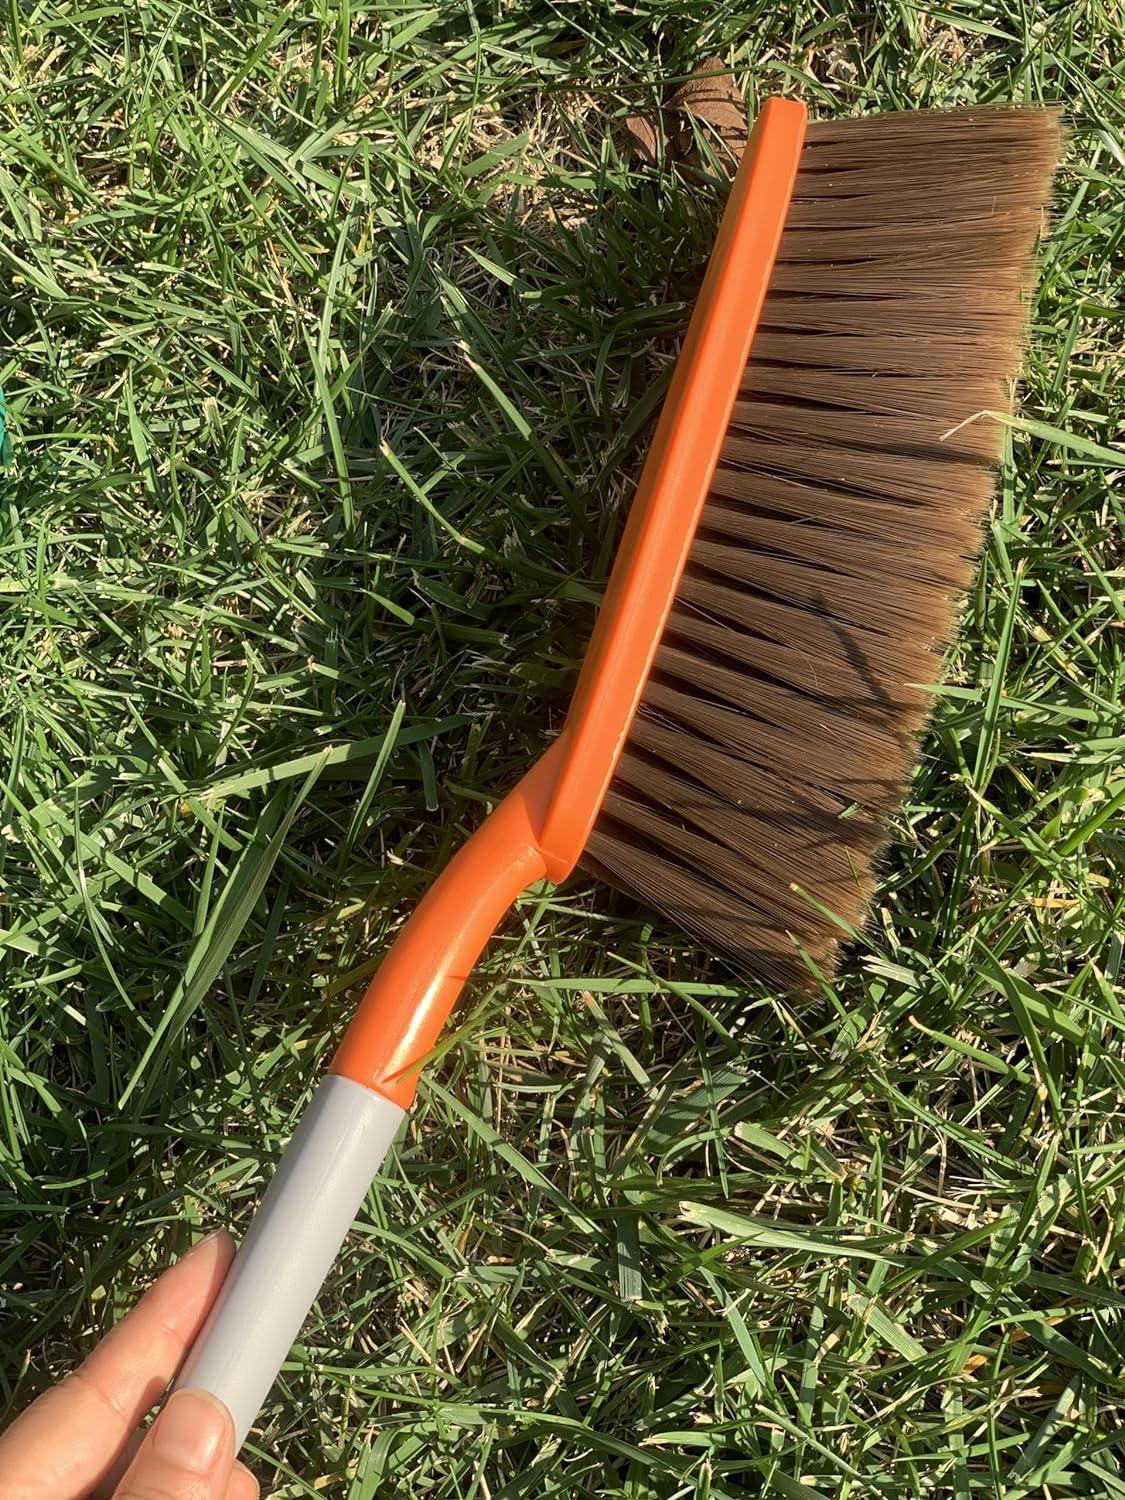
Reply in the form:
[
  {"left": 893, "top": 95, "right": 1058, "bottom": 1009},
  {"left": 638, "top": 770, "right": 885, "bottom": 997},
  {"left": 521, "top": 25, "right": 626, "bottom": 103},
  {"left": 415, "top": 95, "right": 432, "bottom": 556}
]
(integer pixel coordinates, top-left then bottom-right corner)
[
  {"left": 100, "top": 1438, "right": 257, "bottom": 1500},
  {"left": 0, "top": 1231, "right": 234, "bottom": 1500},
  {"left": 225, "top": 1463, "right": 260, "bottom": 1500},
  {"left": 113, "top": 1389, "right": 234, "bottom": 1500},
  {"left": 94, "top": 1424, "right": 259, "bottom": 1500}
]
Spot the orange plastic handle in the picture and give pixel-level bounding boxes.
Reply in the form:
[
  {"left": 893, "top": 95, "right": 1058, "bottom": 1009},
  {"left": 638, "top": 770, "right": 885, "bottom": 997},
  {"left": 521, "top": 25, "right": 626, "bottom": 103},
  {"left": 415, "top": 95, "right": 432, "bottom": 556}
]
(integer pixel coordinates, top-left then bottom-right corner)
[{"left": 332, "top": 98, "right": 807, "bottom": 1107}]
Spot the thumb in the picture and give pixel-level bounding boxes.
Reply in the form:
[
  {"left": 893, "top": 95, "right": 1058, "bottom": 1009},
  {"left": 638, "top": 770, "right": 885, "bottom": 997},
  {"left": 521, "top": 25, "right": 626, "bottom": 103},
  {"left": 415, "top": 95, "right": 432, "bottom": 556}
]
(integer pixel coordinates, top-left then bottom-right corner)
[{"left": 114, "top": 1390, "right": 235, "bottom": 1500}]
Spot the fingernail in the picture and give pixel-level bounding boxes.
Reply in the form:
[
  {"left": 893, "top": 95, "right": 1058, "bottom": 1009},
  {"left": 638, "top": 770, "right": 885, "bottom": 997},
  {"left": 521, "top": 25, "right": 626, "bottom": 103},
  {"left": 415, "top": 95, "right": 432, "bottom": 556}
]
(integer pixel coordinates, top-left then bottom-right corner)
[
  {"left": 183, "top": 1228, "right": 227, "bottom": 1256},
  {"left": 150, "top": 1389, "right": 233, "bottom": 1472}
]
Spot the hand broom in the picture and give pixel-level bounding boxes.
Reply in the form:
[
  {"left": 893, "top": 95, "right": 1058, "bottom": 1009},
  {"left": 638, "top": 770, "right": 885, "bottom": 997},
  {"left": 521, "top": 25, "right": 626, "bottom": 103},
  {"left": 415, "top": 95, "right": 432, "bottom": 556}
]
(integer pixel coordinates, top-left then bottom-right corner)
[{"left": 172, "top": 95, "right": 1063, "bottom": 1449}]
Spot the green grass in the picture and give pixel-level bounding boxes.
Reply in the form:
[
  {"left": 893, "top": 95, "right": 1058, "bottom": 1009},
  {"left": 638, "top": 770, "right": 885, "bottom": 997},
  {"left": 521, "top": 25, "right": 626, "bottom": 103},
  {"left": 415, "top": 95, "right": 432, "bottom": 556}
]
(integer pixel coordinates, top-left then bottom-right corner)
[{"left": 2, "top": 3, "right": 1124, "bottom": 1496}]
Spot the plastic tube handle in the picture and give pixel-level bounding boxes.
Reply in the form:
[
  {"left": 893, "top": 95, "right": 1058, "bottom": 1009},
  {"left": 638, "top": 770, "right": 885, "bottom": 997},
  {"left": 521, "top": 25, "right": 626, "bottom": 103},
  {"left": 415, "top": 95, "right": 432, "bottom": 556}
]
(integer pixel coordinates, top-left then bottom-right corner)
[{"left": 175, "top": 1075, "right": 405, "bottom": 1450}]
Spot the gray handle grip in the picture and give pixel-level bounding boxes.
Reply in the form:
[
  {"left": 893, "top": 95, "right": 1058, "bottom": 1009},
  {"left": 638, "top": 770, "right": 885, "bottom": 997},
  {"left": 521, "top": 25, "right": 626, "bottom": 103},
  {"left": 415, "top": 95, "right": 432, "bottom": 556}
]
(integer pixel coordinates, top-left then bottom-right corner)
[{"left": 176, "top": 1075, "right": 405, "bottom": 1450}]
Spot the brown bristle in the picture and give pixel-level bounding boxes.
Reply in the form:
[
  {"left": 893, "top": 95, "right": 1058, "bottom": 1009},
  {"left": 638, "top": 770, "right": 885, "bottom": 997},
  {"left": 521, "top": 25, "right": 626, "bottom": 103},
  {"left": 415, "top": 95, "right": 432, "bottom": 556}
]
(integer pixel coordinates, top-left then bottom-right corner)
[{"left": 585, "top": 104, "right": 1064, "bottom": 989}]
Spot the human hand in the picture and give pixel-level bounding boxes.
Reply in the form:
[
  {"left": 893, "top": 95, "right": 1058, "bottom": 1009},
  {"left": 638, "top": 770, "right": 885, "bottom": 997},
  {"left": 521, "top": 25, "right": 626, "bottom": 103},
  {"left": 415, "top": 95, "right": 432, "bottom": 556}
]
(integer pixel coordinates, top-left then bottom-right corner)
[{"left": 0, "top": 1231, "right": 259, "bottom": 1500}]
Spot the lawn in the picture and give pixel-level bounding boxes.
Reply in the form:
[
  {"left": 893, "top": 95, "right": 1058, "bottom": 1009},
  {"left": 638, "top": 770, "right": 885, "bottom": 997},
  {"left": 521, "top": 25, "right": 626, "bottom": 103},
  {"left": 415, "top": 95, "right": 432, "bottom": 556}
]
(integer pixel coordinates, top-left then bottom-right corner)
[{"left": 2, "top": 3, "right": 1124, "bottom": 1496}]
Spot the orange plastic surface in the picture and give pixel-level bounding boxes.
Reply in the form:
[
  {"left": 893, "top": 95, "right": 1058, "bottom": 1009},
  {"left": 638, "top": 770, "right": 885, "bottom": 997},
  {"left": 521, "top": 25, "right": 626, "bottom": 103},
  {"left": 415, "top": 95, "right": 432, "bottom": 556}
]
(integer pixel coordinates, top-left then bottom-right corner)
[{"left": 332, "top": 98, "right": 807, "bottom": 1107}]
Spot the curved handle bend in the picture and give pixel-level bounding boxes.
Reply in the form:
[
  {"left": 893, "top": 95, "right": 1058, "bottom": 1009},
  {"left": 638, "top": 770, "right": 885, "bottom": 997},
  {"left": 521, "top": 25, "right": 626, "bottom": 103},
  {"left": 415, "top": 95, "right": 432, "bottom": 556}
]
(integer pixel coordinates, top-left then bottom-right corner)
[{"left": 330, "top": 746, "right": 560, "bottom": 1107}]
